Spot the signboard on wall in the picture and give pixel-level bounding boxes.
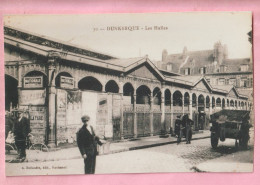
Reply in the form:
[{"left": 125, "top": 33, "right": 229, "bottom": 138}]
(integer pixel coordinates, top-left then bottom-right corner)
[
  {"left": 60, "top": 76, "right": 74, "bottom": 89},
  {"left": 19, "top": 89, "right": 46, "bottom": 105},
  {"left": 24, "top": 76, "right": 43, "bottom": 88}
]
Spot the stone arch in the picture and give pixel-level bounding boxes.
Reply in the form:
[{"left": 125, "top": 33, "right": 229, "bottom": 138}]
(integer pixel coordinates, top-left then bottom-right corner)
[
  {"left": 222, "top": 98, "right": 225, "bottom": 108},
  {"left": 5, "top": 74, "right": 18, "bottom": 111},
  {"left": 173, "top": 90, "right": 182, "bottom": 106},
  {"left": 206, "top": 96, "right": 210, "bottom": 108},
  {"left": 212, "top": 97, "right": 216, "bottom": 108},
  {"left": 227, "top": 99, "right": 230, "bottom": 107},
  {"left": 78, "top": 76, "right": 103, "bottom": 91},
  {"left": 184, "top": 92, "right": 190, "bottom": 106},
  {"left": 123, "top": 82, "right": 134, "bottom": 104},
  {"left": 24, "top": 70, "right": 48, "bottom": 88},
  {"left": 55, "top": 72, "right": 73, "bottom": 88},
  {"left": 241, "top": 101, "right": 244, "bottom": 109},
  {"left": 198, "top": 94, "right": 205, "bottom": 107},
  {"left": 136, "top": 85, "right": 151, "bottom": 104},
  {"left": 192, "top": 93, "right": 197, "bottom": 107},
  {"left": 105, "top": 80, "right": 119, "bottom": 93},
  {"left": 153, "top": 87, "right": 161, "bottom": 105},
  {"left": 216, "top": 97, "right": 221, "bottom": 107},
  {"left": 230, "top": 100, "right": 234, "bottom": 107},
  {"left": 165, "top": 89, "right": 171, "bottom": 106}
]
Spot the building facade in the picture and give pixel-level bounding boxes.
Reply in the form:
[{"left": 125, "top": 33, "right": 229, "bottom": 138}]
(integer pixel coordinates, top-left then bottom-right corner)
[{"left": 4, "top": 26, "right": 252, "bottom": 147}]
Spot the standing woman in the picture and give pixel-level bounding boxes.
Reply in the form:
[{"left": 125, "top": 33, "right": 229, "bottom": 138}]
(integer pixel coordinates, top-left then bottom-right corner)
[{"left": 76, "top": 115, "right": 103, "bottom": 174}]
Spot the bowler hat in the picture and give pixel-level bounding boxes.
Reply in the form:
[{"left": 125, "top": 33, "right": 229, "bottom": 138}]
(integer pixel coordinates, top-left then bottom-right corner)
[
  {"left": 81, "top": 115, "right": 90, "bottom": 121},
  {"left": 177, "top": 115, "right": 181, "bottom": 118}
]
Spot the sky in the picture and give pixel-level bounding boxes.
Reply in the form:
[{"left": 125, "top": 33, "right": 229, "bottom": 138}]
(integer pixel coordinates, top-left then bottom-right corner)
[{"left": 4, "top": 12, "right": 252, "bottom": 61}]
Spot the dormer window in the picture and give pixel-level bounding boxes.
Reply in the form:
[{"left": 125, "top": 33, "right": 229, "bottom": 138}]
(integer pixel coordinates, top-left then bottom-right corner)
[
  {"left": 200, "top": 67, "right": 206, "bottom": 74},
  {"left": 184, "top": 68, "right": 190, "bottom": 75},
  {"left": 240, "top": 64, "right": 249, "bottom": 72},
  {"left": 166, "top": 64, "right": 172, "bottom": 71}
]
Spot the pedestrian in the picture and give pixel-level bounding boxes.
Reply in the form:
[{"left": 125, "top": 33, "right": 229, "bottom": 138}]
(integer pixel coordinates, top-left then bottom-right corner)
[
  {"left": 76, "top": 115, "right": 103, "bottom": 174},
  {"left": 174, "top": 115, "right": 182, "bottom": 144},
  {"left": 182, "top": 114, "right": 193, "bottom": 144},
  {"left": 13, "top": 110, "right": 31, "bottom": 162}
]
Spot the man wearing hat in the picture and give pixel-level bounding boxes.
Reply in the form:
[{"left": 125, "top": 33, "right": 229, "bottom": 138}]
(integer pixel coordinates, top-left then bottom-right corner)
[
  {"left": 77, "top": 115, "right": 103, "bottom": 174},
  {"left": 174, "top": 115, "right": 182, "bottom": 144},
  {"left": 13, "top": 110, "right": 31, "bottom": 162}
]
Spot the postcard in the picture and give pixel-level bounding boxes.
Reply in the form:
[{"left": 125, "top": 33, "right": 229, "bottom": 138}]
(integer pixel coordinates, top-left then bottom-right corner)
[{"left": 4, "top": 12, "right": 254, "bottom": 176}]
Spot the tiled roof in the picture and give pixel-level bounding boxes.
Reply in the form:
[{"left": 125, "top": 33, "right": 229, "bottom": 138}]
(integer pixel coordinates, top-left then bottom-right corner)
[{"left": 104, "top": 57, "right": 145, "bottom": 68}]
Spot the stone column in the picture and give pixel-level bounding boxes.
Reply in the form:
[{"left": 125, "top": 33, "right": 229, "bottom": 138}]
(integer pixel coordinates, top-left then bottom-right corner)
[
  {"left": 196, "top": 97, "right": 198, "bottom": 112},
  {"left": 47, "top": 57, "right": 57, "bottom": 148},
  {"left": 209, "top": 96, "right": 212, "bottom": 115},
  {"left": 204, "top": 97, "right": 206, "bottom": 112},
  {"left": 182, "top": 97, "right": 185, "bottom": 115},
  {"left": 17, "top": 62, "right": 22, "bottom": 109},
  {"left": 133, "top": 90, "right": 137, "bottom": 138},
  {"left": 170, "top": 98, "right": 174, "bottom": 128},
  {"left": 161, "top": 84, "right": 165, "bottom": 131},
  {"left": 150, "top": 92, "right": 154, "bottom": 136},
  {"left": 119, "top": 74, "right": 124, "bottom": 139},
  {"left": 189, "top": 95, "right": 192, "bottom": 119}
]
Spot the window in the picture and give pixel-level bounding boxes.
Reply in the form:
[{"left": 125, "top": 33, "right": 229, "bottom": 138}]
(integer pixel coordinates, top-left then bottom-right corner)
[
  {"left": 229, "top": 78, "right": 236, "bottom": 86},
  {"left": 166, "top": 64, "right": 172, "bottom": 71},
  {"left": 200, "top": 67, "right": 206, "bottom": 74},
  {"left": 218, "top": 78, "right": 225, "bottom": 85},
  {"left": 184, "top": 68, "right": 190, "bottom": 75},
  {"left": 240, "top": 64, "right": 249, "bottom": 72}
]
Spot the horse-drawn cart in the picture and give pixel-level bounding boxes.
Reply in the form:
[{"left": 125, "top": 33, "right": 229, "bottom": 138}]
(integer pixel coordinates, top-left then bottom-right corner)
[{"left": 210, "top": 110, "right": 251, "bottom": 149}]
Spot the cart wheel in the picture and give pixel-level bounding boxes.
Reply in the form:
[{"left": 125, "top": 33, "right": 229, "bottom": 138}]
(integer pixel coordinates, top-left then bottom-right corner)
[{"left": 211, "top": 135, "right": 219, "bottom": 148}]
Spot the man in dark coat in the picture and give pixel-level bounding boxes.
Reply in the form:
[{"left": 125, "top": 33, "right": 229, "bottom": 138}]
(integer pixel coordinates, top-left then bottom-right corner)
[
  {"left": 77, "top": 115, "right": 103, "bottom": 174},
  {"left": 13, "top": 110, "right": 31, "bottom": 161},
  {"left": 174, "top": 115, "right": 182, "bottom": 144},
  {"left": 182, "top": 114, "right": 193, "bottom": 144}
]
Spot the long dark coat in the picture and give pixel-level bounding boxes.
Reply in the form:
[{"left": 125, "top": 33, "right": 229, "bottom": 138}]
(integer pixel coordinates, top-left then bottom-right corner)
[{"left": 76, "top": 125, "right": 102, "bottom": 174}]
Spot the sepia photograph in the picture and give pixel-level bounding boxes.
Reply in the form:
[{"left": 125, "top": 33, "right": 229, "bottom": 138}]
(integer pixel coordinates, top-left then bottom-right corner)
[{"left": 4, "top": 12, "right": 254, "bottom": 176}]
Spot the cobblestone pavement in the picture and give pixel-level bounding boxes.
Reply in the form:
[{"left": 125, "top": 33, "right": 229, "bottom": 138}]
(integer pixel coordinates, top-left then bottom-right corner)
[{"left": 5, "top": 129, "right": 254, "bottom": 175}]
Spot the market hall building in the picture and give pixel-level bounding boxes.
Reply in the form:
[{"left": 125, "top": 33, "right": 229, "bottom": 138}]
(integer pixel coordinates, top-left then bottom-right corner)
[{"left": 4, "top": 26, "right": 252, "bottom": 147}]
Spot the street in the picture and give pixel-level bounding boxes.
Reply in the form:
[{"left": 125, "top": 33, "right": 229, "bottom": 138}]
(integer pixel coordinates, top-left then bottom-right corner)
[{"left": 6, "top": 129, "right": 254, "bottom": 175}]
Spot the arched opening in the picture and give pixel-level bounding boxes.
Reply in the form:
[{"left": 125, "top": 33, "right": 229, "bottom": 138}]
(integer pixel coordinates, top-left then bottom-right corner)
[
  {"left": 216, "top": 98, "right": 221, "bottom": 107},
  {"left": 212, "top": 97, "right": 215, "bottom": 108},
  {"left": 153, "top": 87, "right": 161, "bottom": 105},
  {"left": 136, "top": 85, "right": 151, "bottom": 104},
  {"left": 123, "top": 82, "right": 134, "bottom": 104},
  {"left": 105, "top": 80, "right": 119, "bottom": 93},
  {"left": 184, "top": 92, "right": 190, "bottom": 107},
  {"left": 165, "top": 89, "right": 171, "bottom": 106},
  {"left": 241, "top": 102, "right": 244, "bottom": 109},
  {"left": 24, "top": 71, "right": 48, "bottom": 88},
  {"left": 227, "top": 99, "right": 230, "bottom": 107},
  {"left": 222, "top": 98, "right": 225, "bottom": 108},
  {"left": 198, "top": 94, "right": 205, "bottom": 107},
  {"left": 230, "top": 100, "right": 234, "bottom": 107},
  {"left": 5, "top": 75, "right": 18, "bottom": 111},
  {"left": 192, "top": 93, "right": 197, "bottom": 107},
  {"left": 78, "top": 76, "right": 102, "bottom": 91},
  {"left": 55, "top": 72, "right": 73, "bottom": 88},
  {"left": 173, "top": 91, "right": 182, "bottom": 106},
  {"left": 239, "top": 101, "right": 241, "bottom": 108},
  {"left": 235, "top": 100, "right": 237, "bottom": 108},
  {"left": 206, "top": 96, "right": 210, "bottom": 108}
]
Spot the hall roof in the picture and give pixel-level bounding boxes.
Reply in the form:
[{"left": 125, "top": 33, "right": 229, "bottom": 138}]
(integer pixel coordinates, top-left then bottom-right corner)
[{"left": 4, "top": 26, "right": 248, "bottom": 100}]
